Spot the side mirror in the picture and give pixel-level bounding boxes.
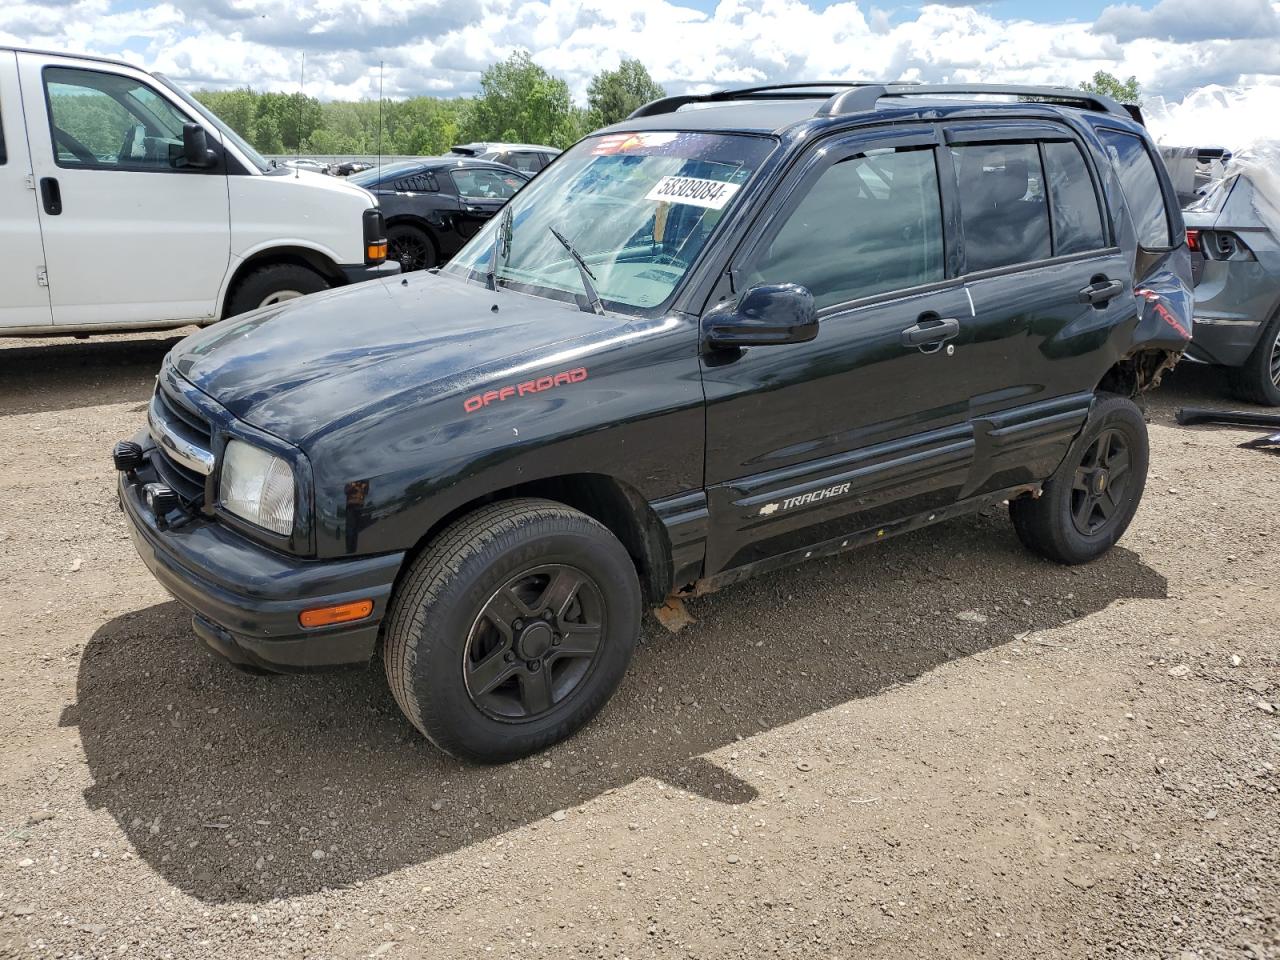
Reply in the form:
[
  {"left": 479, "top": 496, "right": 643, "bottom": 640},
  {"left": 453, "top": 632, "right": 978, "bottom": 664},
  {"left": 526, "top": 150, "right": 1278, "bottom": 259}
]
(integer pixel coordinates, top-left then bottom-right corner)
[
  {"left": 182, "top": 123, "right": 215, "bottom": 168},
  {"left": 702, "top": 283, "right": 818, "bottom": 349}
]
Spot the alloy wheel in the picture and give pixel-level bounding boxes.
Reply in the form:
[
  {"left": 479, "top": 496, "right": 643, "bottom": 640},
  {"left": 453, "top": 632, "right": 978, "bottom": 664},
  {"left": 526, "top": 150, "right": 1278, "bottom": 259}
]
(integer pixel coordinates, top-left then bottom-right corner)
[
  {"left": 1070, "top": 428, "right": 1132, "bottom": 536},
  {"left": 463, "top": 564, "right": 606, "bottom": 721}
]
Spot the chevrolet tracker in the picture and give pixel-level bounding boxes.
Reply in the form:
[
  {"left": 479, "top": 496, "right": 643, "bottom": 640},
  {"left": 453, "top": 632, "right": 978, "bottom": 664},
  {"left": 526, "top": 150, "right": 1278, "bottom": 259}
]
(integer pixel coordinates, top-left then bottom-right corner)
[{"left": 116, "top": 82, "right": 1192, "bottom": 762}]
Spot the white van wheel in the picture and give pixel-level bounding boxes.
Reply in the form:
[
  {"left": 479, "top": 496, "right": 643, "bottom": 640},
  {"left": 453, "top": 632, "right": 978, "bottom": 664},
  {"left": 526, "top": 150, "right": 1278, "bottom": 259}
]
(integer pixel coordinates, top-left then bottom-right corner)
[
  {"left": 258, "top": 290, "right": 303, "bottom": 307},
  {"left": 225, "top": 264, "right": 329, "bottom": 318}
]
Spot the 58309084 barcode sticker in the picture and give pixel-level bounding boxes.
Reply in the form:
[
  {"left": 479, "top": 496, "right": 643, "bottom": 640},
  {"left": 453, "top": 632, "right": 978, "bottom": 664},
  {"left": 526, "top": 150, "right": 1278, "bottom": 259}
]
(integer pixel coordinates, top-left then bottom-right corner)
[{"left": 644, "top": 175, "right": 741, "bottom": 210}]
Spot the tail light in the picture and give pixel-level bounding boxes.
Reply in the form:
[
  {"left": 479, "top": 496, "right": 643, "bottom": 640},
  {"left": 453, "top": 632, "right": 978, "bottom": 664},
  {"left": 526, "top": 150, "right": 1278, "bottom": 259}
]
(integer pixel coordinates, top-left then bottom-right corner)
[
  {"left": 1185, "top": 228, "right": 1199, "bottom": 251},
  {"left": 363, "top": 208, "right": 387, "bottom": 265}
]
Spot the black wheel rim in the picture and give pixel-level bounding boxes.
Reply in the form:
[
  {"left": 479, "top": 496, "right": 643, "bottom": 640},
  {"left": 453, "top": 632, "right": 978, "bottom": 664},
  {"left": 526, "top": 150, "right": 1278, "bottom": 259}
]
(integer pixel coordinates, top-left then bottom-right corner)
[
  {"left": 463, "top": 564, "right": 606, "bottom": 722},
  {"left": 389, "top": 234, "right": 431, "bottom": 273},
  {"left": 1070, "top": 428, "right": 1132, "bottom": 536}
]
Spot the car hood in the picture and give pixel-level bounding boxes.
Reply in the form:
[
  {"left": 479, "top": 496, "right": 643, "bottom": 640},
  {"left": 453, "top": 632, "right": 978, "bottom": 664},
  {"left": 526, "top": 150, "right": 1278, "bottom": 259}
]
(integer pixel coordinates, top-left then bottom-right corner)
[{"left": 170, "top": 272, "right": 619, "bottom": 445}]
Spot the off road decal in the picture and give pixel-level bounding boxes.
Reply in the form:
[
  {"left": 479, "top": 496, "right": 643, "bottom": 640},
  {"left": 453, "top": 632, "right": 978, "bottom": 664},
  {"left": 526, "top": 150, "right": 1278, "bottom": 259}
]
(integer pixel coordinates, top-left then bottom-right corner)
[
  {"left": 1136, "top": 288, "right": 1191, "bottom": 339},
  {"left": 463, "top": 367, "right": 588, "bottom": 413},
  {"left": 644, "top": 175, "right": 740, "bottom": 210},
  {"left": 757, "top": 482, "right": 851, "bottom": 517}
]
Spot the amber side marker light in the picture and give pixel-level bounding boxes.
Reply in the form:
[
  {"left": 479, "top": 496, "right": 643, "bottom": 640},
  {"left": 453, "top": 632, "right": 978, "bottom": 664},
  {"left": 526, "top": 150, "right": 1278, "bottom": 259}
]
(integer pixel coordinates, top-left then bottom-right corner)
[
  {"left": 299, "top": 599, "right": 374, "bottom": 628},
  {"left": 367, "top": 241, "right": 388, "bottom": 262}
]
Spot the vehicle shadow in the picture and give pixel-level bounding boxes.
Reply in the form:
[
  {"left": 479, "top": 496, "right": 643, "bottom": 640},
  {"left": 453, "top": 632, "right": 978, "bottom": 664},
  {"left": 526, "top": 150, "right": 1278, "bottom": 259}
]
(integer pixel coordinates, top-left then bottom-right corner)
[
  {"left": 0, "top": 333, "right": 186, "bottom": 418},
  {"left": 67, "top": 511, "right": 1167, "bottom": 904}
]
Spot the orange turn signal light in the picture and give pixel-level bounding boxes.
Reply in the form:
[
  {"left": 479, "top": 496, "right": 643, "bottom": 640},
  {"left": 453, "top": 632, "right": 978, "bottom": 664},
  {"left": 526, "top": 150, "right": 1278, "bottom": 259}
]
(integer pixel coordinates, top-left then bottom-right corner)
[
  {"left": 299, "top": 599, "right": 373, "bottom": 628},
  {"left": 367, "top": 241, "right": 388, "bottom": 262}
]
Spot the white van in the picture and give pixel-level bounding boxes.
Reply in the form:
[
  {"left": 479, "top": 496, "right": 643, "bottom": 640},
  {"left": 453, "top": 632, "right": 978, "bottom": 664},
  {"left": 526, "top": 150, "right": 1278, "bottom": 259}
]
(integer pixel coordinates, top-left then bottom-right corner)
[{"left": 0, "top": 47, "right": 397, "bottom": 336}]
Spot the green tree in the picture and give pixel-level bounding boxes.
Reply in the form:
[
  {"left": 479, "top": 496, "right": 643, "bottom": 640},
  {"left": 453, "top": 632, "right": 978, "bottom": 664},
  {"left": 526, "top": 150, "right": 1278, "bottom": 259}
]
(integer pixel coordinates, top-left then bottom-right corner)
[
  {"left": 1080, "top": 71, "right": 1141, "bottom": 104},
  {"left": 462, "top": 50, "right": 579, "bottom": 148},
  {"left": 585, "top": 59, "right": 665, "bottom": 131}
]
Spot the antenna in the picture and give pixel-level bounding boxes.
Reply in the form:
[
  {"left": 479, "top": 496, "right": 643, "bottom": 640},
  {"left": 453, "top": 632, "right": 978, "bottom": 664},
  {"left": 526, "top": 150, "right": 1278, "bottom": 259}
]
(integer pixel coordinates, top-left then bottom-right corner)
[
  {"left": 376, "top": 61, "right": 384, "bottom": 186},
  {"left": 295, "top": 52, "right": 304, "bottom": 178}
]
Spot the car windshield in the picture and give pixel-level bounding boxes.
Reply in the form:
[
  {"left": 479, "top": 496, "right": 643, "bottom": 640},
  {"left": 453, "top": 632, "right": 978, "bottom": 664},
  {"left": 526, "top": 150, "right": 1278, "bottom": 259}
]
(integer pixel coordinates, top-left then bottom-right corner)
[
  {"left": 350, "top": 162, "right": 423, "bottom": 188},
  {"left": 153, "top": 73, "right": 271, "bottom": 174},
  {"left": 443, "top": 130, "right": 775, "bottom": 314}
]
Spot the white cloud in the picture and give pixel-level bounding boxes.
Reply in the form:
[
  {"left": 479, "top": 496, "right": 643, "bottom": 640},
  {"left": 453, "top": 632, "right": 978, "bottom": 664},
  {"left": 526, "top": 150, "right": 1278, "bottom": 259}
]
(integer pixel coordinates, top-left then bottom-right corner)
[{"left": 1, "top": 0, "right": 1279, "bottom": 122}]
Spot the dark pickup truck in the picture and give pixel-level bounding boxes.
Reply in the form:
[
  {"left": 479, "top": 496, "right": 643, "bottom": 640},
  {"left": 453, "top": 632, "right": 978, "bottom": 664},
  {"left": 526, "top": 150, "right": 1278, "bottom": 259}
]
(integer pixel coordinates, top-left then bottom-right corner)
[{"left": 116, "top": 82, "right": 1192, "bottom": 762}]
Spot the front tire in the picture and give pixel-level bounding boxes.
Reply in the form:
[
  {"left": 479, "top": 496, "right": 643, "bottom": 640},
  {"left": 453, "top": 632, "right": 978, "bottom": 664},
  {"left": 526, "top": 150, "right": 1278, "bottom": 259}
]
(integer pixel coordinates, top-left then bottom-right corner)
[
  {"left": 225, "top": 263, "right": 329, "bottom": 318},
  {"left": 383, "top": 499, "right": 641, "bottom": 763},
  {"left": 1226, "top": 311, "right": 1280, "bottom": 406},
  {"left": 387, "top": 224, "right": 438, "bottom": 273},
  {"left": 1009, "top": 394, "right": 1150, "bottom": 565}
]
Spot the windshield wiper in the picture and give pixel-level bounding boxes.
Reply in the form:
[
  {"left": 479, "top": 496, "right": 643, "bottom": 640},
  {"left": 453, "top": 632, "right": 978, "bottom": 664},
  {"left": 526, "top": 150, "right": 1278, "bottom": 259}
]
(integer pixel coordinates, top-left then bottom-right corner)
[
  {"left": 487, "top": 206, "right": 513, "bottom": 292},
  {"left": 548, "top": 226, "right": 604, "bottom": 315}
]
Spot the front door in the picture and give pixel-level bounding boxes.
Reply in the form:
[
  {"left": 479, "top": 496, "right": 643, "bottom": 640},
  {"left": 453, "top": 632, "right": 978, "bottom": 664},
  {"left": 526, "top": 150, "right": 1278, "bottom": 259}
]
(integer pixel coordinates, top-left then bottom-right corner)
[
  {"left": 17, "top": 53, "right": 230, "bottom": 327},
  {"left": 447, "top": 167, "right": 525, "bottom": 242},
  {"left": 701, "top": 127, "right": 989, "bottom": 576},
  {"left": 0, "top": 51, "right": 52, "bottom": 329}
]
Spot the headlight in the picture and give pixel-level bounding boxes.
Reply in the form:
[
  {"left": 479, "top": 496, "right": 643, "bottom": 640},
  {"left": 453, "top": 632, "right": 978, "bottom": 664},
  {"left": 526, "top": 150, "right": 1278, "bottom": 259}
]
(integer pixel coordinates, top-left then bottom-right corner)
[{"left": 219, "top": 440, "right": 295, "bottom": 535}]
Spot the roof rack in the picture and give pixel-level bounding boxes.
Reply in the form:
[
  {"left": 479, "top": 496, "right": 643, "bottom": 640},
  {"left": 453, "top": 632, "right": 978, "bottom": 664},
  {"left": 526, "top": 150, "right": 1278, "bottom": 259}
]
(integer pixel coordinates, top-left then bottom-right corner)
[
  {"left": 627, "top": 82, "right": 884, "bottom": 119},
  {"left": 628, "top": 81, "right": 1141, "bottom": 125}
]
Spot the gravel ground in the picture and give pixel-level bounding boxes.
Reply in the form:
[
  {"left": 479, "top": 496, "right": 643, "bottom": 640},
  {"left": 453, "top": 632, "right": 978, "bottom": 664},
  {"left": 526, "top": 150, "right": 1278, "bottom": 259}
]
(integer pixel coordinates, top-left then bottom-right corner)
[{"left": 0, "top": 331, "right": 1276, "bottom": 960}]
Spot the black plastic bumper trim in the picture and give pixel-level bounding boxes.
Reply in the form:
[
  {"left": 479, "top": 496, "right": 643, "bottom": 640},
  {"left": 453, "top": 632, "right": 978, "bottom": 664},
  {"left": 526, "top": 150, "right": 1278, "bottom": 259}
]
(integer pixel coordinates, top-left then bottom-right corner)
[{"left": 120, "top": 471, "right": 403, "bottom": 670}]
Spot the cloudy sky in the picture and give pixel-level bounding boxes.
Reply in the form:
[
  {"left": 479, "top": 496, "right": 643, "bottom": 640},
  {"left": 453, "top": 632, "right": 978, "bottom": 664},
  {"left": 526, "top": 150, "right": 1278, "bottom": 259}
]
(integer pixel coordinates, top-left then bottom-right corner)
[{"left": 3, "top": 0, "right": 1280, "bottom": 144}]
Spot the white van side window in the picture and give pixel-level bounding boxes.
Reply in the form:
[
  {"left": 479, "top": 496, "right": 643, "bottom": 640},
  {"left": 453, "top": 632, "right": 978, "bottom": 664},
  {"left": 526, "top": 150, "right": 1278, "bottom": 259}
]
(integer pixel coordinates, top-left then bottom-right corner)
[{"left": 44, "top": 66, "right": 193, "bottom": 172}]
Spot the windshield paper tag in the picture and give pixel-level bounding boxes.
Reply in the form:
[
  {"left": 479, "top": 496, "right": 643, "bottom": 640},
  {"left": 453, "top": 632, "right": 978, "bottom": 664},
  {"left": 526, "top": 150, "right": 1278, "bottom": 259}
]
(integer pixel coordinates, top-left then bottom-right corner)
[{"left": 645, "top": 176, "right": 740, "bottom": 210}]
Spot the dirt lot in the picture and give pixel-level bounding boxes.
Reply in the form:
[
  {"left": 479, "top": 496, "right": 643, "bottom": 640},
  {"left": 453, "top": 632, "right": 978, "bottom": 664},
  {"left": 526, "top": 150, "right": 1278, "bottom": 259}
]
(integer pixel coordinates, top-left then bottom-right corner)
[{"left": 0, "top": 331, "right": 1276, "bottom": 960}]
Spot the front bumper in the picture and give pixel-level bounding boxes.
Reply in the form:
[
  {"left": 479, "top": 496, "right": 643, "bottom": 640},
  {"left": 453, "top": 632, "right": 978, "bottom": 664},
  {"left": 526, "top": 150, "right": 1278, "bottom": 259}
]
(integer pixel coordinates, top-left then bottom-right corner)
[
  {"left": 118, "top": 442, "right": 404, "bottom": 671},
  {"left": 340, "top": 260, "right": 401, "bottom": 285}
]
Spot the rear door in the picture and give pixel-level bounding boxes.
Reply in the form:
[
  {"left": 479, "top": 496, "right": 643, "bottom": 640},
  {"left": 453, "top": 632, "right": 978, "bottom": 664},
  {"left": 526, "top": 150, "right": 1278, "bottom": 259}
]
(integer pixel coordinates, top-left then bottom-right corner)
[
  {"left": 701, "top": 126, "right": 986, "bottom": 575},
  {"left": 0, "top": 50, "right": 53, "bottom": 329},
  {"left": 943, "top": 121, "right": 1132, "bottom": 496},
  {"left": 17, "top": 52, "right": 230, "bottom": 327}
]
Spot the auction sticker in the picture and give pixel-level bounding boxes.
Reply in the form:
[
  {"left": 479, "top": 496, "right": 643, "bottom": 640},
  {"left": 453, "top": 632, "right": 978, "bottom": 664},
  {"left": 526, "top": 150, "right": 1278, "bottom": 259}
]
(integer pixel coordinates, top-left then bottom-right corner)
[{"left": 644, "top": 175, "right": 740, "bottom": 210}]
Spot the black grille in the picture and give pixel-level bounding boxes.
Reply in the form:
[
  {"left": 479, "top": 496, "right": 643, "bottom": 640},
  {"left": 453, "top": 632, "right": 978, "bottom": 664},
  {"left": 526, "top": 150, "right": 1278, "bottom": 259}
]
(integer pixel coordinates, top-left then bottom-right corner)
[{"left": 150, "top": 384, "right": 212, "bottom": 506}]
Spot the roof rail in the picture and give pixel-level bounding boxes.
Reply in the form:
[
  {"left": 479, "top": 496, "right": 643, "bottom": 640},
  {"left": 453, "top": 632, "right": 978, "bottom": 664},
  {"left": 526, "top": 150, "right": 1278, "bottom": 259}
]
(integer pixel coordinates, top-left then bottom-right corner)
[
  {"left": 819, "top": 83, "right": 1136, "bottom": 122},
  {"left": 627, "top": 82, "right": 883, "bottom": 119},
  {"left": 628, "top": 81, "right": 1141, "bottom": 125}
]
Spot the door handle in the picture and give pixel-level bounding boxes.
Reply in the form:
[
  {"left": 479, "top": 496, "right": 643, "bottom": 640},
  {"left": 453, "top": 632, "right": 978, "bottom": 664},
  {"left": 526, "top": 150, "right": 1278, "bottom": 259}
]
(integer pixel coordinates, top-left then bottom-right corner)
[
  {"left": 40, "top": 177, "right": 62, "bottom": 216},
  {"left": 1077, "top": 279, "right": 1124, "bottom": 305},
  {"left": 900, "top": 316, "right": 960, "bottom": 348}
]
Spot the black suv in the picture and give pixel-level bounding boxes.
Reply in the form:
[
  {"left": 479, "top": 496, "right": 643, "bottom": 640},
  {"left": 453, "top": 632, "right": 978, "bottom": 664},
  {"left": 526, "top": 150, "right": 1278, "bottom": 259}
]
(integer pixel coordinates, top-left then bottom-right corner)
[{"left": 116, "top": 82, "right": 1192, "bottom": 762}]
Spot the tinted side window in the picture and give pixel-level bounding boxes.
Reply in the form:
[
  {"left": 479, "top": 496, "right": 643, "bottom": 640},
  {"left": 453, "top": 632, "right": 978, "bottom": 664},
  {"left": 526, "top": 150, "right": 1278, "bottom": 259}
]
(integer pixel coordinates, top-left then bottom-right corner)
[
  {"left": 451, "top": 168, "right": 523, "bottom": 199},
  {"left": 1042, "top": 140, "right": 1106, "bottom": 255},
  {"left": 1096, "top": 128, "right": 1171, "bottom": 249},
  {"left": 746, "top": 147, "right": 945, "bottom": 309},
  {"left": 44, "top": 67, "right": 193, "bottom": 171},
  {"left": 506, "top": 152, "right": 542, "bottom": 173},
  {"left": 0, "top": 104, "right": 6, "bottom": 165},
  {"left": 952, "top": 142, "right": 1051, "bottom": 272}
]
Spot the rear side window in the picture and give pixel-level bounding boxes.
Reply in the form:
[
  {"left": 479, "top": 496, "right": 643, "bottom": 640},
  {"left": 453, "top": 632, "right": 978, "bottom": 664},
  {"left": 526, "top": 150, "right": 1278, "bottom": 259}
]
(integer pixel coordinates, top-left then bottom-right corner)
[
  {"left": 504, "top": 152, "right": 543, "bottom": 173},
  {"left": 1096, "top": 129, "right": 1171, "bottom": 249},
  {"left": 1042, "top": 141, "right": 1107, "bottom": 255},
  {"left": 393, "top": 173, "right": 436, "bottom": 192},
  {"left": 745, "top": 146, "right": 945, "bottom": 308},
  {"left": 952, "top": 142, "right": 1051, "bottom": 272}
]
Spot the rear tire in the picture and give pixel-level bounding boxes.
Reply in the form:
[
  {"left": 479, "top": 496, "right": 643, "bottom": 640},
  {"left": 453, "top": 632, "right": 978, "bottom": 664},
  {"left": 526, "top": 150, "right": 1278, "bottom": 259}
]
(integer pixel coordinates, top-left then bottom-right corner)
[
  {"left": 1226, "top": 311, "right": 1280, "bottom": 406},
  {"left": 1009, "top": 394, "right": 1149, "bottom": 565},
  {"left": 383, "top": 498, "right": 641, "bottom": 763},
  {"left": 225, "top": 263, "right": 329, "bottom": 318}
]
